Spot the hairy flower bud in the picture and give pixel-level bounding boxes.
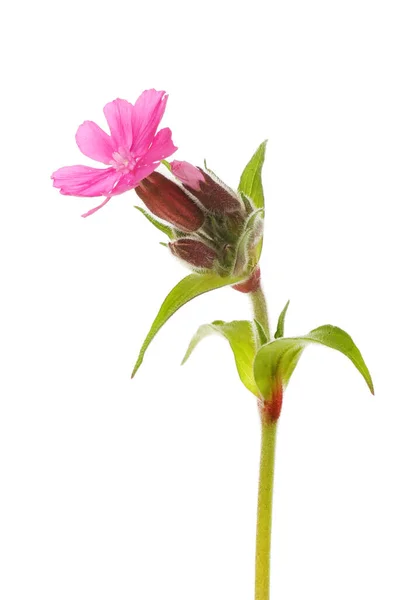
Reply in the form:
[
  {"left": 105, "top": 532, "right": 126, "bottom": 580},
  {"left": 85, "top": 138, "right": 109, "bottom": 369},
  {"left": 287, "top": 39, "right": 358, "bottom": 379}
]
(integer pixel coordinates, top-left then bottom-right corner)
[
  {"left": 169, "top": 239, "right": 218, "bottom": 269},
  {"left": 182, "top": 168, "right": 243, "bottom": 215},
  {"left": 135, "top": 172, "right": 205, "bottom": 232}
]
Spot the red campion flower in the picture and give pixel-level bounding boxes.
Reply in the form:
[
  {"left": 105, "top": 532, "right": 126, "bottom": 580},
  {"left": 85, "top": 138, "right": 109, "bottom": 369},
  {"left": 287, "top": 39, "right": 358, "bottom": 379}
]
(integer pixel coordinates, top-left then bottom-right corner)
[{"left": 52, "top": 89, "right": 177, "bottom": 217}]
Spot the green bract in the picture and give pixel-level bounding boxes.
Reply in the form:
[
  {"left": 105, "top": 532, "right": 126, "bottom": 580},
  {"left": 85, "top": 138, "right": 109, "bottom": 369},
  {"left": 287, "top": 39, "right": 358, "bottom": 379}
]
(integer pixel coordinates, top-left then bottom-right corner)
[
  {"left": 274, "top": 300, "right": 290, "bottom": 339},
  {"left": 239, "top": 140, "right": 267, "bottom": 210},
  {"left": 161, "top": 159, "right": 172, "bottom": 171},
  {"left": 238, "top": 140, "right": 267, "bottom": 263}
]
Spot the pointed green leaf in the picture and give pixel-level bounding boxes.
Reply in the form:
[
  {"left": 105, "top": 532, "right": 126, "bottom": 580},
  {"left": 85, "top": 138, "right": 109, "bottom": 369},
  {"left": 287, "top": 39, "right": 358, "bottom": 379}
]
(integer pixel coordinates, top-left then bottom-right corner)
[
  {"left": 134, "top": 206, "right": 174, "bottom": 239},
  {"left": 238, "top": 140, "right": 267, "bottom": 209},
  {"left": 274, "top": 300, "right": 290, "bottom": 339},
  {"left": 182, "top": 320, "right": 258, "bottom": 396},
  {"left": 254, "top": 324, "right": 374, "bottom": 400},
  {"left": 131, "top": 273, "right": 243, "bottom": 378}
]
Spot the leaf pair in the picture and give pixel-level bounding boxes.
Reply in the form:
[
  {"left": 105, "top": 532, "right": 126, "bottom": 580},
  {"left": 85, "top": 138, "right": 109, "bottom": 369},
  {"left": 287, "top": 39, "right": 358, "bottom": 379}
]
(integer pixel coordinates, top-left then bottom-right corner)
[{"left": 182, "top": 319, "right": 374, "bottom": 402}]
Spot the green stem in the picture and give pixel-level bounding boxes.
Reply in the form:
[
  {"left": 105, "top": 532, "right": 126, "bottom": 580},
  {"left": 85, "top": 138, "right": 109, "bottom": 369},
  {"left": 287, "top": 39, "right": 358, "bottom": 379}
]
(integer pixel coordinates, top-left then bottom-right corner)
[
  {"left": 250, "top": 280, "right": 276, "bottom": 599},
  {"left": 250, "top": 286, "right": 271, "bottom": 342},
  {"left": 255, "top": 420, "right": 277, "bottom": 600}
]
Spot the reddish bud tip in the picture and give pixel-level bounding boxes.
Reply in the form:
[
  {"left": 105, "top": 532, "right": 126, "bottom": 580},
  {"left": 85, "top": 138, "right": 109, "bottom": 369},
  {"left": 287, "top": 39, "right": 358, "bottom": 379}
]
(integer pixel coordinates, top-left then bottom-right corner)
[
  {"left": 232, "top": 267, "right": 261, "bottom": 293},
  {"left": 169, "top": 239, "right": 218, "bottom": 269},
  {"left": 171, "top": 160, "right": 205, "bottom": 191},
  {"left": 135, "top": 172, "right": 205, "bottom": 232}
]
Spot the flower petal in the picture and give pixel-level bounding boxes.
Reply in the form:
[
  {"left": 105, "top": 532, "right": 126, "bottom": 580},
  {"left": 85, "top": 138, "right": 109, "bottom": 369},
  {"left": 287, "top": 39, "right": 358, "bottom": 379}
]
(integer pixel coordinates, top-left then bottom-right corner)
[
  {"left": 51, "top": 165, "right": 121, "bottom": 197},
  {"left": 75, "top": 121, "right": 114, "bottom": 164},
  {"left": 139, "top": 128, "right": 177, "bottom": 165},
  {"left": 131, "top": 89, "right": 168, "bottom": 155},
  {"left": 81, "top": 196, "right": 112, "bottom": 218},
  {"left": 111, "top": 162, "right": 161, "bottom": 196},
  {"left": 170, "top": 160, "right": 205, "bottom": 191},
  {"left": 103, "top": 98, "right": 134, "bottom": 150}
]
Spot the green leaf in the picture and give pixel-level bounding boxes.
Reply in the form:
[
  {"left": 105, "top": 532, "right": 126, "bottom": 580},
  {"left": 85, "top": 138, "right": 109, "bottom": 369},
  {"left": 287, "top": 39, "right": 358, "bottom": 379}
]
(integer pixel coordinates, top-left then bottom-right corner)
[
  {"left": 254, "top": 319, "right": 268, "bottom": 346},
  {"left": 274, "top": 300, "right": 290, "bottom": 339},
  {"left": 182, "top": 320, "right": 259, "bottom": 396},
  {"left": 238, "top": 140, "right": 267, "bottom": 209},
  {"left": 131, "top": 272, "right": 243, "bottom": 378},
  {"left": 254, "top": 324, "right": 374, "bottom": 400},
  {"left": 134, "top": 206, "right": 174, "bottom": 239}
]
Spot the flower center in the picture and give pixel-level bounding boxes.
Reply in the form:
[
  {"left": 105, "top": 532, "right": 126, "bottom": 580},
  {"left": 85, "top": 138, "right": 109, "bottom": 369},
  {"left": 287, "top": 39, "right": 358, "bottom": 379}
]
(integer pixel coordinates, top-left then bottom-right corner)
[{"left": 110, "top": 147, "right": 137, "bottom": 174}]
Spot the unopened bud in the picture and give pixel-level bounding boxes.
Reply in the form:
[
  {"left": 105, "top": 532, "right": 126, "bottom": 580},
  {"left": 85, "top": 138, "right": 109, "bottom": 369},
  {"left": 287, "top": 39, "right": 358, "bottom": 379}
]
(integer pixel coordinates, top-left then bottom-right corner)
[
  {"left": 171, "top": 160, "right": 205, "bottom": 191},
  {"left": 135, "top": 172, "right": 205, "bottom": 232},
  {"left": 183, "top": 169, "right": 242, "bottom": 214},
  {"left": 169, "top": 239, "right": 218, "bottom": 269}
]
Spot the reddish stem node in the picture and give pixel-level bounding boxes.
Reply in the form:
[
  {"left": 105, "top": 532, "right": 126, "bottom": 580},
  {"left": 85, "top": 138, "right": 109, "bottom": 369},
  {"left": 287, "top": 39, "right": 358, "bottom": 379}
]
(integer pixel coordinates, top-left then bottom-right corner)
[
  {"left": 258, "top": 381, "right": 283, "bottom": 424},
  {"left": 232, "top": 266, "right": 261, "bottom": 293}
]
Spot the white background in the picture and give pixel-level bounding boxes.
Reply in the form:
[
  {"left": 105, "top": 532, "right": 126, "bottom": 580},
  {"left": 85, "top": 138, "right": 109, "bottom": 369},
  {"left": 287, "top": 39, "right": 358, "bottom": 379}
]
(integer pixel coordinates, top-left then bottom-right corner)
[{"left": 1, "top": 1, "right": 399, "bottom": 598}]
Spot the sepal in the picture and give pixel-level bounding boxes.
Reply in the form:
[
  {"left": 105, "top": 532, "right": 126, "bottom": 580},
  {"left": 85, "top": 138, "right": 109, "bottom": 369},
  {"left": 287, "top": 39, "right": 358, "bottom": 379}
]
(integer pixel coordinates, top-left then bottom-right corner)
[
  {"left": 135, "top": 172, "right": 205, "bottom": 232},
  {"left": 169, "top": 239, "right": 218, "bottom": 269},
  {"left": 233, "top": 209, "right": 264, "bottom": 275}
]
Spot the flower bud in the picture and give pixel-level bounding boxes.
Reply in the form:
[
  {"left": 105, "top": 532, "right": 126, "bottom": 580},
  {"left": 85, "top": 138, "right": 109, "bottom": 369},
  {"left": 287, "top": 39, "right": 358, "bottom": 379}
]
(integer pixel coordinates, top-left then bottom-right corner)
[
  {"left": 135, "top": 172, "right": 205, "bottom": 232},
  {"left": 171, "top": 160, "right": 205, "bottom": 191},
  {"left": 169, "top": 239, "right": 218, "bottom": 269},
  {"left": 182, "top": 168, "right": 242, "bottom": 215}
]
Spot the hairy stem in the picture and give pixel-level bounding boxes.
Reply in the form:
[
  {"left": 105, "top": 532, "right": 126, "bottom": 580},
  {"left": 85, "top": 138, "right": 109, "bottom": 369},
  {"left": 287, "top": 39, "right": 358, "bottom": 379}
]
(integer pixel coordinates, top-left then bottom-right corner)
[
  {"left": 250, "top": 286, "right": 271, "bottom": 342},
  {"left": 250, "top": 277, "right": 277, "bottom": 599},
  {"left": 255, "top": 420, "right": 277, "bottom": 600}
]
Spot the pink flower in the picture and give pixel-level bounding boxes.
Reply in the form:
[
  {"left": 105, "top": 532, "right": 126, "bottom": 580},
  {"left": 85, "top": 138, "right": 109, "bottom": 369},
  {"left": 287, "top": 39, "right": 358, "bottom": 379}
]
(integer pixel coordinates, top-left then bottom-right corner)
[
  {"left": 170, "top": 160, "right": 205, "bottom": 191},
  {"left": 52, "top": 89, "right": 177, "bottom": 217}
]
